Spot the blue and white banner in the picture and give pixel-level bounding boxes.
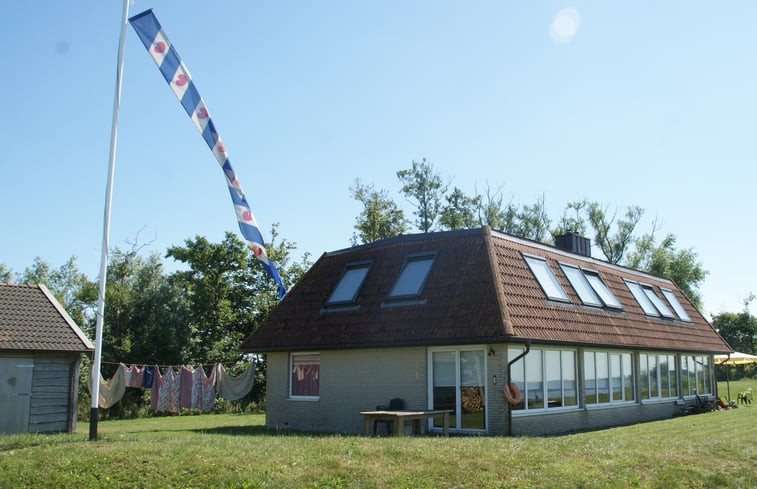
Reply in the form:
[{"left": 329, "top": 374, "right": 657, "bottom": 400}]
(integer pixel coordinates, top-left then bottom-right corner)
[{"left": 129, "top": 9, "right": 286, "bottom": 298}]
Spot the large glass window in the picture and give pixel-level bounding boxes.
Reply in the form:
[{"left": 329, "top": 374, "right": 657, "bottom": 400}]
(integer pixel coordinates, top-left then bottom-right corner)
[
  {"left": 430, "top": 348, "right": 486, "bottom": 431},
  {"left": 326, "top": 261, "right": 371, "bottom": 305},
  {"left": 640, "top": 353, "right": 679, "bottom": 400},
  {"left": 389, "top": 253, "right": 435, "bottom": 298},
  {"left": 509, "top": 346, "right": 577, "bottom": 412},
  {"left": 683, "top": 355, "right": 713, "bottom": 396},
  {"left": 290, "top": 353, "right": 320, "bottom": 398},
  {"left": 661, "top": 288, "right": 692, "bottom": 322},
  {"left": 585, "top": 351, "right": 634, "bottom": 405},
  {"left": 524, "top": 255, "right": 570, "bottom": 302}
]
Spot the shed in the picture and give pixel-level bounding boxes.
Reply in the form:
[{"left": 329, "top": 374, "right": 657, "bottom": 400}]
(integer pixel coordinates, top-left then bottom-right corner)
[{"left": 0, "top": 283, "right": 94, "bottom": 434}]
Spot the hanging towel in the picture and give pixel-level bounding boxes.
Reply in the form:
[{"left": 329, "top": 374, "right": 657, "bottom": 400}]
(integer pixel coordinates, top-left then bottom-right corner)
[
  {"left": 150, "top": 366, "right": 161, "bottom": 410},
  {"left": 216, "top": 363, "right": 256, "bottom": 401},
  {"left": 191, "top": 365, "right": 217, "bottom": 411},
  {"left": 179, "top": 366, "right": 194, "bottom": 409},
  {"left": 89, "top": 364, "right": 126, "bottom": 409},
  {"left": 157, "top": 367, "right": 181, "bottom": 412},
  {"left": 143, "top": 366, "right": 155, "bottom": 388},
  {"left": 124, "top": 364, "right": 145, "bottom": 388}
]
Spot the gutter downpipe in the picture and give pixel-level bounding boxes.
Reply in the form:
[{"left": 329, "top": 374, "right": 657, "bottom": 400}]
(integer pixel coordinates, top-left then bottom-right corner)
[{"left": 507, "top": 339, "right": 531, "bottom": 436}]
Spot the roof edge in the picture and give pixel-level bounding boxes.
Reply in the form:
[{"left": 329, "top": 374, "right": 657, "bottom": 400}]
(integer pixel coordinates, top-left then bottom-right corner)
[
  {"left": 38, "top": 283, "right": 95, "bottom": 351},
  {"left": 482, "top": 226, "right": 514, "bottom": 336}
]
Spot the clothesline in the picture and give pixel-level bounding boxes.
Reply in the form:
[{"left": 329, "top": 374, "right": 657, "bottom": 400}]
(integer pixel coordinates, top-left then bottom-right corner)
[
  {"left": 90, "top": 362, "right": 257, "bottom": 412},
  {"left": 99, "top": 359, "right": 243, "bottom": 368}
]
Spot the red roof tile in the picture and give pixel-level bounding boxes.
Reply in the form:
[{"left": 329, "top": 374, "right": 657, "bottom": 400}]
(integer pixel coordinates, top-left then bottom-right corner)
[{"left": 241, "top": 227, "right": 731, "bottom": 354}]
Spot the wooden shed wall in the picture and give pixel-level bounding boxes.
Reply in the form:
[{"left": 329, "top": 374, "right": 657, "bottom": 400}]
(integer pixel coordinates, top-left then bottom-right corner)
[{"left": 28, "top": 355, "right": 80, "bottom": 433}]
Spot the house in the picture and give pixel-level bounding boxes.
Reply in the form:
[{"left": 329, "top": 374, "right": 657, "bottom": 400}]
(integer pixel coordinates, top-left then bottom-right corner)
[
  {"left": 241, "top": 227, "right": 732, "bottom": 436},
  {"left": 0, "top": 283, "right": 94, "bottom": 434}
]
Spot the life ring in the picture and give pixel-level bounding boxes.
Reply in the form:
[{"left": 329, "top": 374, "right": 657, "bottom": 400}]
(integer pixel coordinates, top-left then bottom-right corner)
[{"left": 502, "top": 383, "right": 522, "bottom": 406}]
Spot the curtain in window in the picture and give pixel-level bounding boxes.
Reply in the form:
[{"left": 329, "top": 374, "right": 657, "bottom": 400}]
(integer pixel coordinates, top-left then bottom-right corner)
[{"left": 292, "top": 354, "right": 320, "bottom": 396}]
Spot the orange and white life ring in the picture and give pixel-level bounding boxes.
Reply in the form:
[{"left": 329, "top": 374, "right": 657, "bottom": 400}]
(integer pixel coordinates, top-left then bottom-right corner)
[{"left": 502, "top": 383, "right": 522, "bottom": 406}]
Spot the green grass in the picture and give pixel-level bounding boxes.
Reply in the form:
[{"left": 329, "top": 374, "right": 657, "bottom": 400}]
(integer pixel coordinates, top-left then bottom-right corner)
[{"left": 1, "top": 406, "right": 755, "bottom": 489}]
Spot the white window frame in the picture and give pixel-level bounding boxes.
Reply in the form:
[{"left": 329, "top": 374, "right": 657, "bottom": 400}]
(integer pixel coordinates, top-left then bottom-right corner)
[
  {"left": 508, "top": 346, "right": 579, "bottom": 414},
  {"left": 427, "top": 345, "right": 488, "bottom": 433},
  {"left": 661, "top": 288, "right": 692, "bottom": 322},
  {"left": 583, "top": 350, "right": 635, "bottom": 407},
  {"left": 524, "top": 254, "right": 570, "bottom": 302},
  {"left": 289, "top": 352, "right": 320, "bottom": 400}
]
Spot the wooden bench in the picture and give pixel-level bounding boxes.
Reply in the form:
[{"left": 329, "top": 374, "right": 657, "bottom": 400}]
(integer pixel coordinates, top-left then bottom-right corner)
[{"left": 360, "top": 409, "right": 453, "bottom": 436}]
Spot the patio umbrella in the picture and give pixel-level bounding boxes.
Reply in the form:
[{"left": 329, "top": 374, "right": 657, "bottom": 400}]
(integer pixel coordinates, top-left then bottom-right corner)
[
  {"left": 714, "top": 351, "right": 757, "bottom": 365},
  {"left": 714, "top": 352, "right": 757, "bottom": 402}
]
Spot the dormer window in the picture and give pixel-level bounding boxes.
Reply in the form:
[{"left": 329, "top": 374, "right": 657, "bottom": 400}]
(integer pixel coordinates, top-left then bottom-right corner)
[
  {"left": 661, "top": 288, "right": 692, "bottom": 322},
  {"left": 388, "top": 252, "right": 436, "bottom": 299},
  {"left": 625, "top": 280, "right": 674, "bottom": 318},
  {"left": 524, "top": 255, "right": 569, "bottom": 302},
  {"left": 326, "top": 261, "right": 372, "bottom": 305}
]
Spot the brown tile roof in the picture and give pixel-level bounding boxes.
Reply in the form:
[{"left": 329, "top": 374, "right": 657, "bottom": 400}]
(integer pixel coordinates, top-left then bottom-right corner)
[
  {"left": 241, "top": 227, "right": 732, "bottom": 354},
  {"left": 0, "top": 283, "right": 94, "bottom": 353}
]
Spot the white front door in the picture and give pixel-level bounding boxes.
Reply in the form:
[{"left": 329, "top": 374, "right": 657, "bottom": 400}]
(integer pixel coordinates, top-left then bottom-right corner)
[
  {"left": 429, "top": 347, "right": 487, "bottom": 432},
  {"left": 0, "top": 357, "right": 35, "bottom": 434}
]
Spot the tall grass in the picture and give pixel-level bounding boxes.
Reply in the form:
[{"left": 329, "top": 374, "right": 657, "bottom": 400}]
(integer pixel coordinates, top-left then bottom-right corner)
[{"left": 1, "top": 405, "right": 755, "bottom": 489}]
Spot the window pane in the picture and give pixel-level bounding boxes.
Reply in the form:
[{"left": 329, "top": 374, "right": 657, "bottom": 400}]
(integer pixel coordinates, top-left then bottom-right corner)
[
  {"left": 626, "top": 281, "right": 660, "bottom": 316},
  {"left": 561, "top": 265, "right": 602, "bottom": 306},
  {"left": 390, "top": 255, "right": 434, "bottom": 297},
  {"left": 460, "top": 350, "right": 485, "bottom": 430},
  {"left": 327, "top": 264, "right": 370, "bottom": 304},
  {"left": 643, "top": 287, "right": 675, "bottom": 318},
  {"left": 562, "top": 351, "right": 577, "bottom": 407},
  {"left": 291, "top": 354, "right": 320, "bottom": 397},
  {"left": 610, "top": 354, "right": 622, "bottom": 401},
  {"left": 526, "top": 350, "right": 543, "bottom": 409},
  {"left": 622, "top": 353, "right": 634, "bottom": 401},
  {"left": 432, "top": 351, "right": 457, "bottom": 427},
  {"left": 648, "top": 355, "right": 659, "bottom": 398},
  {"left": 585, "top": 273, "right": 622, "bottom": 308},
  {"left": 545, "top": 350, "right": 562, "bottom": 408},
  {"left": 668, "top": 355, "right": 677, "bottom": 398},
  {"left": 596, "top": 352, "right": 609, "bottom": 403},
  {"left": 508, "top": 347, "right": 526, "bottom": 411},
  {"left": 584, "top": 351, "right": 596, "bottom": 405},
  {"left": 661, "top": 288, "right": 692, "bottom": 322},
  {"left": 659, "top": 355, "right": 669, "bottom": 398},
  {"left": 525, "top": 256, "right": 569, "bottom": 301},
  {"left": 639, "top": 354, "right": 649, "bottom": 400},
  {"left": 696, "top": 356, "right": 706, "bottom": 394}
]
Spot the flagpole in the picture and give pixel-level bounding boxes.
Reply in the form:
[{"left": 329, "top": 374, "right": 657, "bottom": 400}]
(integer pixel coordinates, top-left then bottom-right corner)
[{"left": 90, "top": 0, "right": 130, "bottom": 441}]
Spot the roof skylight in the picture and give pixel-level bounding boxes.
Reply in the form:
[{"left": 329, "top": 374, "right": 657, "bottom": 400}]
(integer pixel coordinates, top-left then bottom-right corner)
[
  {"left": 326, "top": 261, "right": 371, "bottom": 305},
  {"left": 388, "top": 253, "right": 435, "bottom": 298},
  {"left": 625, "top": 280, "right": 675, "bottom": 318},
  {"left": 661, "top": 288, "right": 692, "bottom": 322},
  {"left": 584, "top": 271, "right": 622, "bottom": 309},
  {"left": 524, "top": 255, "right": 569, "bottom": 302},
  {"left": 560, "top": 264, "right": 602, "bottom": 307}
]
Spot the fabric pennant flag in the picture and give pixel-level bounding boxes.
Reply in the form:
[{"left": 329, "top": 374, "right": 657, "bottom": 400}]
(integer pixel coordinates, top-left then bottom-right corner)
[{"left": 129, "top": 9, "right": 286, "bottom": 298}]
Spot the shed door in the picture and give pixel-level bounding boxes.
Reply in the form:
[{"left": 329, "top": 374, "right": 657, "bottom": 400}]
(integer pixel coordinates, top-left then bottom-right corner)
[{"left": 0, "top": 357, "right": 35, "bottom": 434}]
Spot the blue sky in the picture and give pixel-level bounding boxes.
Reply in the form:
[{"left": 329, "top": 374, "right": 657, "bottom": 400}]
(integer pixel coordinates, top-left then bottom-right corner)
[{"left": 1, "top": 1, "right": 754, "bottom": 318}]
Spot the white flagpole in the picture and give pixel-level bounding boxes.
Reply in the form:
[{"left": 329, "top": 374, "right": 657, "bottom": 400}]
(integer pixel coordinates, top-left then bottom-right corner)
[{"left": 90, "top": 0, "right": 130, "bottom": 441}]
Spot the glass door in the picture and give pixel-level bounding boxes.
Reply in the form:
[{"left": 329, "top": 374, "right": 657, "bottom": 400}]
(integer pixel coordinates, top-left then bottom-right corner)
[{"left": 430, "top": 348, "right": 486, "bottom": 432}]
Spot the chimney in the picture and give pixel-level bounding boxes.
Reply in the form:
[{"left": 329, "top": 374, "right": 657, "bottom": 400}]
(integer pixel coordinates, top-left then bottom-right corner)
[{"left": 555, "top": 232, "right": 591, "bottom": 257}]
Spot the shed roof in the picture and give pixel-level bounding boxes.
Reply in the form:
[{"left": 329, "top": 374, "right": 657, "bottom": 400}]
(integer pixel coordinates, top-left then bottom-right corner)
[
  {"left": 0, "top": 283, "right": 94, "bottom": 353},
  {"left": 241, "top": 227, "right": 731, "bottom": 354}
]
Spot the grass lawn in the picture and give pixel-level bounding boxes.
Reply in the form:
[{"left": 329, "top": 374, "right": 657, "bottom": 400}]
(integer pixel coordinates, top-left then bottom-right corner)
[{"left": 1, "top": 403, "right": 755, "bottom": 488}]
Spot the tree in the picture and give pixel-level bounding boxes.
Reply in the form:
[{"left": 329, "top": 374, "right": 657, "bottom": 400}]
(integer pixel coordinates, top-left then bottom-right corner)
[
  {"left": 439, "top": 187, "right": 479, "bottom": 230},
  {"left": 586, "top": 202, "right": 643, "bottom": 264},
  {"left": 350, "top": 179, "right": 408, "bottom": 245},
  {"left": 396, "top": 158, "right": 445, "bottom": 233},
  {"left": 552, "top": 200, "right": 589, "bottom": 238},
  {"left": 513, "top": 194, "right": 551, "bottom": 242},
  {"left": 0, "top": 263, "right": 12, "bottom": 283},
  {"left": 625, "top": 232, "right": 708, "bottom": 310},
  {"left": 18, "top": 256, "right": 97, "bottom": 330},
  {"left": 474, "top": 183, "right": 512, "bottom": 231},
  {"left": 712, "top": 295, "right": 756, "bottom": 355}
]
